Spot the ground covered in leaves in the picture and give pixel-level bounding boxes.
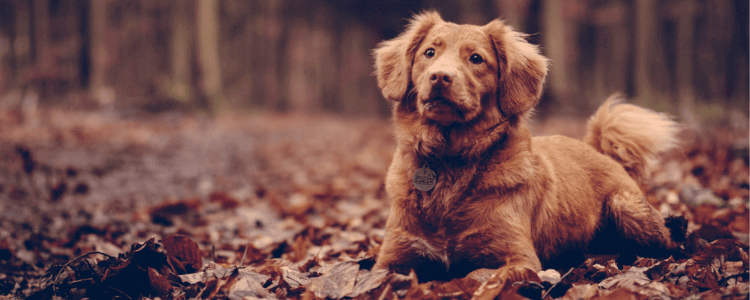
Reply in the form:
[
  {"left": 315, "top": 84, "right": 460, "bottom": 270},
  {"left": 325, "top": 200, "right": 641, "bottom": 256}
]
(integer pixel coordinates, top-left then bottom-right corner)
[{"left": 0, "top": 107, "right": 747, "bottom": 300}]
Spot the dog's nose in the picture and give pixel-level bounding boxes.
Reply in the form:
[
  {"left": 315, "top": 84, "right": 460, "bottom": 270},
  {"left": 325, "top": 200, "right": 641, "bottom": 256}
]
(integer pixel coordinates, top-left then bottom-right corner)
[{"left": 429, "top": 71, "right": 453, "bottom": 87}]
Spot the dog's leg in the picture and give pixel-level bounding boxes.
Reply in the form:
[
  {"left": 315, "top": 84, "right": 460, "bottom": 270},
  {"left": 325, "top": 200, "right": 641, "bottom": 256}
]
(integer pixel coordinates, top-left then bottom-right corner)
[
  {"left": 373, "top": 232, "right": 406, "bottom": 271},
  {"left": 467, "top": 252, "right": 542, "bottom": 282},
  {"left": 374, "top": 229, "right": 448, "bottom": 277},
  {"left": 469, "top": 259, "right": 543, "bottom": 300},
  {"left": 468, "top": 265, "right": 540, "bottom": 284},
  {"left": 606, "top": 190, "right": 680, "bottom": 255},
  {"left": 463, "top": 233, "right": 542, "bottom": 283}
]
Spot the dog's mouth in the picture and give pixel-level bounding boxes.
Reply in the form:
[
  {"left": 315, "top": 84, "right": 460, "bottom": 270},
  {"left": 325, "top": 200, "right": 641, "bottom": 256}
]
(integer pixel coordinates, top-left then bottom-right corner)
[
  {"left": 423, "top": 97, "right": 455, "bottom": 112},
  {"left": 421, "top": 96, "right": 465, "bottom": 125}
]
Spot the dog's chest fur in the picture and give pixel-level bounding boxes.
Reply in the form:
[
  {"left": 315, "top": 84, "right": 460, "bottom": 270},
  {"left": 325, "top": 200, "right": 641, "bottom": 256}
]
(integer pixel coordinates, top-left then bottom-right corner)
[
  {"left": 385, "top": 148, "right": 519, "bottom": 269},
  {"left": 413, "top": 161, "right": 480, "bottom": 222}
]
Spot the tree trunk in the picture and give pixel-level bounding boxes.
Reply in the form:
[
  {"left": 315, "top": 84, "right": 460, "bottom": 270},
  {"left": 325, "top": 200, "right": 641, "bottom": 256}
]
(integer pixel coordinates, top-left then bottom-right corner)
[
  {"left": 590, "top": 2, "right": 628, "bottom": 107},
  {"left": 89, "top": 0, "right": 115, "bottom": 107},
  {"left": 3, "top": 1, "right": 28, "bottom": 92},
  {"left": 197, "top": 0, "right": 227, "bottom": 114},
  {"left": 634, "top": 0, "right": 674, "bottom": 107},
  {"left": 542, "top": 0, "right": 577, "bottom": 113},
  {"left": 31, "top": 0, "right": 48, "bottom": 66},
  {"left": 263, "top": 0, "right": 283, "bottom": 111},
  {"left": 170, "top": 0, "right": 193, "bottom": 103},
  {"left": 633, "top": 0, "right": 654, "bottom": 105},
  {"left": 675, "top": 0, "right": 698, "bottom": 126},
  {"left": 495, "top": 0, "right": 530, "bottom": 31}
]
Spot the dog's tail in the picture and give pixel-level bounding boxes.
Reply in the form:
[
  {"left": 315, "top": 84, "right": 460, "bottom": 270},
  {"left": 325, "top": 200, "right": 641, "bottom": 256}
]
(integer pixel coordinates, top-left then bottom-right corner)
[{"left": 583, "top": 95, "right": 680, "bottom": 183}]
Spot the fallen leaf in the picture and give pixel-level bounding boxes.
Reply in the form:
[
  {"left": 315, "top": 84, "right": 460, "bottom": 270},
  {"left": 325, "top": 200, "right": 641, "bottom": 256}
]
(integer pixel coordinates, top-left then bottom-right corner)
[
  {"left": 308, "top": 261, "right": 359, "bottom": 299},
  {"left": 348, "top": 268, "right": 388, "bottom": 297},
  {"left": 162, "top": 235, "right": 202, "bottom": 273},
  {"left": 227, "top": 272, "right": 274, "bottom": 299}
]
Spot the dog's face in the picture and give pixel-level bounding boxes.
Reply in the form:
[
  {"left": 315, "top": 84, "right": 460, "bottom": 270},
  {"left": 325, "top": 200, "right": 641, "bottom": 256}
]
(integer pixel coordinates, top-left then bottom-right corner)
[
  {"left": 411, "top": 23, "right": 498, "bottom": 125},
  {"left": 375, "top": 12, "right": 548, "bottom": 126}
]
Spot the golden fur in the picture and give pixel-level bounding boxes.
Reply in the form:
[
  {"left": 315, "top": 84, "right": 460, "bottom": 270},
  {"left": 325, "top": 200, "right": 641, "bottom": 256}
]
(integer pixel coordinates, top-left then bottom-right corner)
[{"left": 372, "top": 11, "right": 681, "bottom": 282}]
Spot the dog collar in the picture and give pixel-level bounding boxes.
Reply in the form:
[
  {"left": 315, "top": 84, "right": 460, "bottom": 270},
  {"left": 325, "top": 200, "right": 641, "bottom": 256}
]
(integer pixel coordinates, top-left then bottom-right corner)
[
  {"left": 413, "top": 163, "right": 437, "bottom": 191},
  {"left": 411, "top": 116, "right": 510, "bottom": 192}
]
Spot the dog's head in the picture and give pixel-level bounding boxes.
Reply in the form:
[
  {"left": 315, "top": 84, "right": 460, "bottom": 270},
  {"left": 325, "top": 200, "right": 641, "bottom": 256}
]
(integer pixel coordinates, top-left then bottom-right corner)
[{"left": 374, "top": 11, "right": 548, "bottom": 126}]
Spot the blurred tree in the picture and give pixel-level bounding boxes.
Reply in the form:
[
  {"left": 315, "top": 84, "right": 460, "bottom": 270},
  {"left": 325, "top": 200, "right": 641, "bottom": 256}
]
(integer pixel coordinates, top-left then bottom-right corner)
[
  {"left": 0, "top": 0, "right": 745, "bottom": 121},
  {"left": 89, "top": 0, "right": 114, "bottom": 108},
  {"left": 542, "top": 0, "right": 579, "bottom": 113},
  {"left": 0, "top": 0, "right": 17, "bottom": 95},
  {"left": 31, "top": 0, "right": 48, "bottom": 66},
  {"left": 197, "top": 0, "right": 227, "bottom": 114},
  {"left": 675, "top": 0, "right": 698, "bottom": 126},
  {"left": 581, "top": 1, "right": 629, "bottom": 109},
  {"left": 495, "top": 0, "right": 531, "bottom": 31},
  {"left": 169, "top": 0, "right": 193, "bottom": 103},
  {"left": 634, "top": 0, "right": 670, "bottom": 107}
]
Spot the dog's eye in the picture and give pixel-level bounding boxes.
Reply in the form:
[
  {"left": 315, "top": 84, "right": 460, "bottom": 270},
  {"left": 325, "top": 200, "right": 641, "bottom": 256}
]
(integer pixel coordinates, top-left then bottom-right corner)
[
  {"left": 469, "top": 54, "right": 484, "bottom": 64},
  {"left": 424, "top": 48, "right": 435, "bottom": 58}
]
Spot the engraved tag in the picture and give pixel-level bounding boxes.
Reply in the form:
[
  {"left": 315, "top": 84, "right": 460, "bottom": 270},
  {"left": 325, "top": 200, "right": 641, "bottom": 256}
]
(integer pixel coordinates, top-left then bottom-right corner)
[{"left": 412, "top": 166, "right": 437, "bottom": 191}]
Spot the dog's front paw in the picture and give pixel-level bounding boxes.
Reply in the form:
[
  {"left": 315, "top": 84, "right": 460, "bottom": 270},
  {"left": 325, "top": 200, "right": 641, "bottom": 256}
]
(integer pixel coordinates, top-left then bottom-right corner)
[
  {"left": 471, "top": 266, "right": 542, "bottom": 300},
  {"left": 467, "top": 268, "right": 497, "bottom": 283},
  {"left": 500, "top": 266, "right": 540, "bottom": 283}
]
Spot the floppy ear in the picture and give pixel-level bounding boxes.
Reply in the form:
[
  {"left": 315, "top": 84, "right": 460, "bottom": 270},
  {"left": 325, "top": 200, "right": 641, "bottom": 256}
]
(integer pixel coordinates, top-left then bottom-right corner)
[
  {"left": 484, "top": 20, "right": 548, "bottom": 115},
  {"left": 374, "top": 11, "right": 442, "bottom": 101}
]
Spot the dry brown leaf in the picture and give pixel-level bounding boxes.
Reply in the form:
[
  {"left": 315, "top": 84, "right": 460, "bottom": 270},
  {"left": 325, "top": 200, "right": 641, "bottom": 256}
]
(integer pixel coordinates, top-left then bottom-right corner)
[
  {"left": 348, "top": 268, "right": 388, "bottom": 298},
  {"left": 147, "top": 267, "right": 172, "bottom": 296},
  {"left": 281, "top": 266, "right": 312, "bottom": 289},
  {"left": 162, "top": 235, "right": 202, "bottom": 273},
  {"left": 559, "top": 284, "right": 600, "bottom": 300},
  {"left": 599, "top": 266, "right": 650, "bottom": 290},
  {"left": 721, "top": 261, "right": 746, "bottom": 277},
  {"left": 227, "top": 272, "right": 274, "bottom": 299},
  {"left": 308, "top": 261, "right": 359, "bottom": 299}
]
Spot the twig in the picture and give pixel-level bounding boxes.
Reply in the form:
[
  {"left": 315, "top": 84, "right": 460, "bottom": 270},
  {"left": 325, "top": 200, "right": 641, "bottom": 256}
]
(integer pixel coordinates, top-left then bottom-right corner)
[
  {"left": 541, "top": 267, "right": 575, "bottom": 300},
  {"left": 376, "top": 283, "right": 392, "bottom": 300},
  {"left": 53, "top": 251, "right": 115, "bottom": 296},
  {"left": 315, "top": 246, "right": 324, "bottom": 259},
  {"left": 239, "top": 242, "right": 250, "bottom": 266},
  {"left": 105, "top": 286, "right": 133, "bottom": 300}
]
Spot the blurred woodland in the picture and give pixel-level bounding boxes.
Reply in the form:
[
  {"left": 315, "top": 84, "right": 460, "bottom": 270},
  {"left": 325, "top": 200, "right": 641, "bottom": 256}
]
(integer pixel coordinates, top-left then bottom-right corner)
[
  {"left": 0, "top": 1, "right": 749, "bottom": 299},
  {"left": 0, "top": 0, "right": 747, "bottom": 122}
]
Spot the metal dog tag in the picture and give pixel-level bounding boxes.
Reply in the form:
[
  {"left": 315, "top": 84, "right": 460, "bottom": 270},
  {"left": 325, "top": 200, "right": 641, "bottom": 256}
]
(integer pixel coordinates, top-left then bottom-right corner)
[{"left": 413, "top": 165, "right": 437, "bottom": 191}]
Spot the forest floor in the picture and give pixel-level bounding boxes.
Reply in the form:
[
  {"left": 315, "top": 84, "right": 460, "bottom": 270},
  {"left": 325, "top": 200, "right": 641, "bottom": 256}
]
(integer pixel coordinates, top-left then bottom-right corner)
[{"left": 0, "top": 107, "right": 747, "bottom": 300}]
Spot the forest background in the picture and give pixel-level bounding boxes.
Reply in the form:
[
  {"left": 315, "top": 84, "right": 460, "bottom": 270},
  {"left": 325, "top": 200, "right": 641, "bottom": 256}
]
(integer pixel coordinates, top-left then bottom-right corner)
[
  {"left": 0, "top": 0, "right": 747, "bottom": 122},
  {"left": 0, "top": 1, "right": 748, "bottom": 299}
]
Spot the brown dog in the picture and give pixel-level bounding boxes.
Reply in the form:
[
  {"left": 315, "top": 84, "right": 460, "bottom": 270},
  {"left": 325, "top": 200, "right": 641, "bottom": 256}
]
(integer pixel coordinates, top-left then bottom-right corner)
[{"left": 372, "top": 11, "right": 681, "bottom": 282}]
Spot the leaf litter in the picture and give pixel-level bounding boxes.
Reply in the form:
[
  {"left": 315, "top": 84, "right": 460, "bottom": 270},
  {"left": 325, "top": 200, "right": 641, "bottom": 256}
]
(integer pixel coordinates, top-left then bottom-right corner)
[{"left": 0, "top": 108, "right": 747, "bottom": 299}]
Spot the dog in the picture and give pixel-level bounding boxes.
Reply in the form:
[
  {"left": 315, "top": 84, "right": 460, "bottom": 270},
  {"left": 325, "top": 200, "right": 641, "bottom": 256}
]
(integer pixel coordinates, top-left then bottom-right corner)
[{"left": 372, "top": 11, "right": 681, "bottom": 282}]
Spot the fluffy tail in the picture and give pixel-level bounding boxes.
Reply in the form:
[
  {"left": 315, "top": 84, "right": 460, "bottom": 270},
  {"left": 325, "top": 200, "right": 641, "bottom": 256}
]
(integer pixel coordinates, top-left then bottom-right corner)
[{"left": 583, "top": 95, "right": 680, "bottom": 183}]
